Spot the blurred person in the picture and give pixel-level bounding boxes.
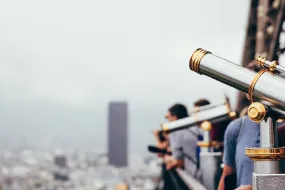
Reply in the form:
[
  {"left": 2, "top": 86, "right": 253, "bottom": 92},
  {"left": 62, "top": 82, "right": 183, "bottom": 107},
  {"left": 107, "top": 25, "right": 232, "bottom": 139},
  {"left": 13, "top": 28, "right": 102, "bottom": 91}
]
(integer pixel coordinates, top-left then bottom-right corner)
[
  {"left": 153, "top": 104, "right": 189, "bottom": 157},
  {"left": 164, "top": 103, "right": 189, "bottom": 168},
  {"left": 162, "top": 103, "right": 189, "bottom": 171},
  {"left": 153, "top": 103, "right": 189, "bottom": 190},
  {"left": 218, "top": 103, "right": 285, "bottom": 190},
  {"left": 193, "top": 99, "right": 211, "bottom": 167},
  {"left": 217, "top": 115, "right": 258, "bottom": 190},
  {"left": 153, "top": 103, "right": 189, "bottom": 143},
  {"left": 193, "top": 99, "right": 211, "bottom": 109},
  {"left": 153, "top": 130, "right": 170, "bottom": 158},
  {"left": 234, "top": 185, "right": 252, "bottom": 190},
  {"left": 166, "top": 100, "right": 210, "bottom": 180}
]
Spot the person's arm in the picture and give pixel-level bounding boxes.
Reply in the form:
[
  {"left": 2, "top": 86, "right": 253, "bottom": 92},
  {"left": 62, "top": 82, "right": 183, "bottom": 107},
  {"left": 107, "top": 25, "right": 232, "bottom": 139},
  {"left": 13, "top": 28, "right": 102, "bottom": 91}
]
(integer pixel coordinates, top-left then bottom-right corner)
[
  {"left": 218, "top": 164, "right": 235, "bottom": 190},
  {"left": 218, "top": 119, "right": 240, "bottom": 190},
  {"left": 164, "top": 155, "right": 183, "bottom": 170},
  {"left": 153, "top": 130, "right": 164, "bottom": 145},
  {"left": 167, "top": 132, "right": 184, "bottom": 170},
  {"left": 234, "top": 185, "right": 252, "bottom": 190},
  {"left": 153, "top": 130, "right": 169, "bottom": 157}
]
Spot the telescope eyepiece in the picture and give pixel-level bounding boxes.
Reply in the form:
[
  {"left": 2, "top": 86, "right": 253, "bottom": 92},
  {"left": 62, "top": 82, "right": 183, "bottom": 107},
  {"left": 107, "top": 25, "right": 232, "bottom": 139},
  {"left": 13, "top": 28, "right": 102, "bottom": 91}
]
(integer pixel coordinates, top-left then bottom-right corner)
[{"left": 189, "top": 48, "right": 211, "bottom": 74}]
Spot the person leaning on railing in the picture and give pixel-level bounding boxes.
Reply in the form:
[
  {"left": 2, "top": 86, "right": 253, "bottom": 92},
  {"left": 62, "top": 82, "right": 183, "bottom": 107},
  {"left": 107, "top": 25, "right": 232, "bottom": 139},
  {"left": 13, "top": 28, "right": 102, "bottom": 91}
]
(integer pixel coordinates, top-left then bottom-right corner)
[
  {"left": 166, "top": 100, "right": 210, "bottom": 180},
  {"left": 153, "top": 103, "right": 190, "bottom": 190},
  {"left": 163, "top": 103, "right": 190, "bottom": 171}
]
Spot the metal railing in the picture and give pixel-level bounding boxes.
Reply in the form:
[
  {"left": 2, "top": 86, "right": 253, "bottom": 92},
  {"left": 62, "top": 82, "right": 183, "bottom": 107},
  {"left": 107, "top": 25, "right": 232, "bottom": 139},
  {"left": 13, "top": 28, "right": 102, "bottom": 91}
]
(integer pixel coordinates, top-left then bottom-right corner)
[
  {"left": 155, "top": 163, "right": 207, "bottom": 190},
  {"left": 176, "top": 169, "right": 207, "bottom": 190}
]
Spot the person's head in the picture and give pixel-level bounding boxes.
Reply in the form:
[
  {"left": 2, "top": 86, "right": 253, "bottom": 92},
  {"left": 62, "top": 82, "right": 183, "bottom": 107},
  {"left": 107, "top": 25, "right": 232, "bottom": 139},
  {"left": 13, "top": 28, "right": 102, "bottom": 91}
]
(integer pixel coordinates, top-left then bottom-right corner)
[
  {"left": 194, "top": 98, "right": 211, "bottom": 108},
  {"left": 165, "top": 104, "right": 188, "bottom": 122}
]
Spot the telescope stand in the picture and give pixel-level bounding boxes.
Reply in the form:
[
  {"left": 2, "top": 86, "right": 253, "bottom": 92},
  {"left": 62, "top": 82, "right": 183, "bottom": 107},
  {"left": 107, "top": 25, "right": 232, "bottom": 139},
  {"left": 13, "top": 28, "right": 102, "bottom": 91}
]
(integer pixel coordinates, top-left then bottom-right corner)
[
  {"left": 197, "top": 121, "right": 212, "bottom": 153},
  {"left": 197, "top": 121, "right": 222, "bottom": 190},
  {"left": 246, "top": 103, "right": 285, "bottom": 190}
]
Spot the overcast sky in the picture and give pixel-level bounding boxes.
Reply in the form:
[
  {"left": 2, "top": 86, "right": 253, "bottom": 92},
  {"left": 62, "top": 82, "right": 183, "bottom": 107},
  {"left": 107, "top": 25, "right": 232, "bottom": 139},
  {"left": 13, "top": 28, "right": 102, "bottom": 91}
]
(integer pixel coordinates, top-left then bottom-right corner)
[{"left": 0, "top": 0, "right": 250, "bottom": 155}]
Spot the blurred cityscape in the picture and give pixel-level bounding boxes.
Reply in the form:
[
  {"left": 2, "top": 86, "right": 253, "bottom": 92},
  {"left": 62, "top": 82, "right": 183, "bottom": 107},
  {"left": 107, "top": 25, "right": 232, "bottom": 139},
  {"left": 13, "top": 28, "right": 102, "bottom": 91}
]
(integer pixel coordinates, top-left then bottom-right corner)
[
  {"left": 0, "top": 102, "right": 162, "bottom": 190},
  {"left": 0, "top": 147, "right": 161, "bottom": 190}
]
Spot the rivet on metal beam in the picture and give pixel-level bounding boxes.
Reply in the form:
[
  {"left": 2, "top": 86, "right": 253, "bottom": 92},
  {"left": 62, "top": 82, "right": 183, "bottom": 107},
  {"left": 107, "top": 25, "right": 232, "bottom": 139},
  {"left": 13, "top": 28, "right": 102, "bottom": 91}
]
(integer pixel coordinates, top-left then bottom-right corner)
[
  {"left": 257, "top": 31, "right": 264, "bottom": 38},
  {"left": 266, "top": 25, "right": 275, "bottom": 35},
  {"left": 257, "top": 6, "right": 265, "bottom": 17},
  {"left": 273, "top": 0, "right": 281, "bottom": 9}
]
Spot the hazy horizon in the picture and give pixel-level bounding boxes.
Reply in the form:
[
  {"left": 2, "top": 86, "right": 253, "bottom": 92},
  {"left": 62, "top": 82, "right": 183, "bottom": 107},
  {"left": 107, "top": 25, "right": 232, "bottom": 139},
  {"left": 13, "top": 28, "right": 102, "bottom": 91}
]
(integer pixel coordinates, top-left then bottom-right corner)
[{"left": 0, "top": 0, "right": 250, "bottom": 156}]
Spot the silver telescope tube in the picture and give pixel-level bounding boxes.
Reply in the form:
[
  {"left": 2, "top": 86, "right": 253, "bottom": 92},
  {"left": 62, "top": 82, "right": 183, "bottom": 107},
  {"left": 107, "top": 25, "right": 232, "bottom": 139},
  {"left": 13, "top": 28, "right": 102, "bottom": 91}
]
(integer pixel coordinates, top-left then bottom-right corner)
[
  {"left": 161, "top": 103, "right": 233, "bottom": 133},
  {"left": 189, "top": 49, "right": 285, "bottom": 119}
]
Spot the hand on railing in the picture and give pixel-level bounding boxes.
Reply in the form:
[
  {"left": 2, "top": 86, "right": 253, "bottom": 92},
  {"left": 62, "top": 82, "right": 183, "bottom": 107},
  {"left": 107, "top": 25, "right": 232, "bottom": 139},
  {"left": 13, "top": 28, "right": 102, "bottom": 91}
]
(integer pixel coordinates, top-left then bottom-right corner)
[
  {"left": 164, "top": 155, "right": 179, "bottom": 170},
  {"left": 235, "top": 185, "right": 252, "bottom": 190}
]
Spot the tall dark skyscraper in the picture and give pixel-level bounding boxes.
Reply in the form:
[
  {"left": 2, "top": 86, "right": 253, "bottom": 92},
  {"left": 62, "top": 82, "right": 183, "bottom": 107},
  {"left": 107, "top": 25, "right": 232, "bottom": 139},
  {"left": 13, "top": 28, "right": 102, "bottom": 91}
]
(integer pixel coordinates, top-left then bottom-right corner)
[{"left": 108, "top": 102, "right": 128, "bottom": 167}]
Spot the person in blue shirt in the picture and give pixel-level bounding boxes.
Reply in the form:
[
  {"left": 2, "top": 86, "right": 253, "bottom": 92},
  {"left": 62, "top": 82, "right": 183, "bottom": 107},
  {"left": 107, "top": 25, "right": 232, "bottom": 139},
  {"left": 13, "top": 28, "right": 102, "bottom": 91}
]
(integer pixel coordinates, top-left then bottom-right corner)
[
  {"left": 218, "top": 115, "right": 259, "bottom": 190},
  {"left": 218, "top": 114, "right": 285, "bottom": 190}
]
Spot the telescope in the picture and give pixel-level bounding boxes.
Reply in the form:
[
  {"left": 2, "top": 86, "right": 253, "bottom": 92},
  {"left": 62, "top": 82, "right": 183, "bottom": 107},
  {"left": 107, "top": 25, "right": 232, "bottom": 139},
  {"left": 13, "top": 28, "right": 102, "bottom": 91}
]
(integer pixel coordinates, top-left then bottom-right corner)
[
  {"left": 189, "top": 48, "right": 285, "bottom": 190},
  {"left": 189, "top": 48, "right": 285, "bottom": 120},
  {"left": 160, "top": 99, "right": 236, "bottom": 133}
]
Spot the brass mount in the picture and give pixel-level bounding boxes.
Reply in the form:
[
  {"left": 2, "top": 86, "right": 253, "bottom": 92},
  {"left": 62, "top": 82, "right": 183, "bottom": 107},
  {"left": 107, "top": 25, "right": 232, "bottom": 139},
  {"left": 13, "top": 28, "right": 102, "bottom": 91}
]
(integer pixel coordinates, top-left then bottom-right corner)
[
  {"left": 246, "top": 147, "right": 285, "bottom": 161},
  {"left": 248, "top": 69, "right": 268, "bottom": 102},
  {"left": 200, "top": 121, "right": 212, "bottom": 131},
  {"left": 161, "top": 123, "right": 169, "bottom": 132},
  {"left": 247, "top": 102, "right": 267, "bottom": 123},
  {"left": 197, "top": 141, "right": 223, "bottom": 149},
  {"left": 197, "top": 141, "right": 210, "bottom": 148},
  {"left": 256, "top": 56, "right": 279, "bottom": 72}
]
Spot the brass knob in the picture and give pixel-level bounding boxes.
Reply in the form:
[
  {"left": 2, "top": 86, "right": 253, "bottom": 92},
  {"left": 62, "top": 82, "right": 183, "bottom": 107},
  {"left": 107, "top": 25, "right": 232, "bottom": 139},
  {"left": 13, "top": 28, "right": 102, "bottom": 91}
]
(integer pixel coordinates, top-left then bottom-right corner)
[
  {"left": 229, "top": 111, "right": 237, "bottom": 118},
  {"left": 200, "top": 121, "right": 212, "bottom": 131},
  {"left": 269, "top": 61, "right": 278, "bottom": 72},
  {"left": 247, "top": 102, "right": 266, "bottom": 123},
  {"left": 256, "top": 56, "right": 266, "bottom": 66},
  {"left": 161, "top": 123, "right": 169, "bottom": 131}
]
